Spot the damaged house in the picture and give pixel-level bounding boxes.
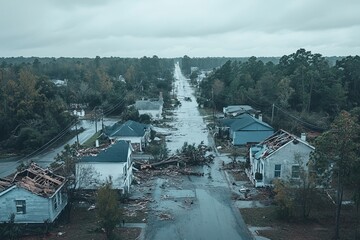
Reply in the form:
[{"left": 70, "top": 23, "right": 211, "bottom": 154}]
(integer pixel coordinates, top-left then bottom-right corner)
[
  {"left": 76, "top": 140, "right": 133, "bottom": 193},
  {"left": 0, "top": 163, "right": 67, "bottom": 223},
  {"left": 248, "top": 129, "right": 315, "bottom": 187}
]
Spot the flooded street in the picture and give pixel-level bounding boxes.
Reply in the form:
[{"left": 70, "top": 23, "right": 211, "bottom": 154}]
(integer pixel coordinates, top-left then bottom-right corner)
[
  {"left": 144, "top": 63, "right": 252, "bottom": 240},
  {"left": 165, "top": 62, "right": 209, "bottom": 154}
]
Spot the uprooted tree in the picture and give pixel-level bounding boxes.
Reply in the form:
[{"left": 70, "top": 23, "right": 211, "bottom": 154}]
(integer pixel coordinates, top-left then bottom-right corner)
[
  {"left": 177, "top": 142, "right": 213, "bottom": 165},
  {"left": 144, "top": 142, "right": 213, "bottom": 169}
]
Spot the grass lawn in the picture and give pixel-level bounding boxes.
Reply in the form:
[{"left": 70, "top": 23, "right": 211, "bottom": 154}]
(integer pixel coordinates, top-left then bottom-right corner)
[
  {"left": 21, "top": 206, "right": 142, "bottom": 240},
  {"left": 240, "top": 205, "right": 360, "bottom": 240},
  {"left": 81, "top": 131, "right": 102, "bottom": 148}
]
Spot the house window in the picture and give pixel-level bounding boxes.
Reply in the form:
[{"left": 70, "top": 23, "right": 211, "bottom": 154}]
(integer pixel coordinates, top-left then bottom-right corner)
[
  {"left": 53, "top": 196, "right": 58, "bottom": 210},
  {"left": 15, "top": 200, "right": 26, "bottom": 214},
  {"left": 274, "top": 164, "right": 281, "bottom": 178},
  {"left": 292, "top": 165, "right": 300, "bottom": 178}
]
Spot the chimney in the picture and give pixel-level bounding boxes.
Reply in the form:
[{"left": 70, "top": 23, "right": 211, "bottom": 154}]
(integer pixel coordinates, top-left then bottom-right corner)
[
  {"left": 300, "top": 133, "right": 306, "bottom": 142},
  {"left": 258, "top": 114, "right": 263, "bottom": 122}
]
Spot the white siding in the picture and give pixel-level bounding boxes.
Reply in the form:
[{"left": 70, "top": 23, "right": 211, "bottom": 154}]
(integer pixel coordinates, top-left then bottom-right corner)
[
  {"left": 263, "top": 142, "right": 313, "bottom": 185},
  {"left": 0, "top": 187, "right": 67, "bottom": 223},
  {"left": 76, "top": 162, "right": 126, "bottom": 189},
  {"left": 138, "top": 109, "right": 162, "bottom": 120}
]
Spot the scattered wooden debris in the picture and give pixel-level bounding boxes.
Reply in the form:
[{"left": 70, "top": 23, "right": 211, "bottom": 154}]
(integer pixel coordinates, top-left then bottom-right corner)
[
  {"left": 0, "top": 163, "right": 67, "bottom": 197},
  {"left": 158, "top": 212, "right": 173, "bottom": 220},
  {"left": 139, "top": 142, "right": 214, "bottom": 170},
  {"left": 178, "top": 170, "right": 204, "bottom": 176}
]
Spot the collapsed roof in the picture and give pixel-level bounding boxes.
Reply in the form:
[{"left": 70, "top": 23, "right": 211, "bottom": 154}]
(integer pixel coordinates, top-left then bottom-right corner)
[
  {"left": 254, "top": 129, "right": 314, "bottom": 159},
  {"left": 0, "top": 163, "right": 66, "bottom": 198}
]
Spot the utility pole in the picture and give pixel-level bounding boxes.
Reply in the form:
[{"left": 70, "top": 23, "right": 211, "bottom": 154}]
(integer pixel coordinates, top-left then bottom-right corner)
[
  {"left": 271, "top": 103, "right": 275, "bottom": 124},
  {"left": 75, "top": 120, "right": 80, "bottom": 146},
  {"left": 212, "top": 88, "right": 215, "bottom": 121},
  {"left": 101, "top": 108, "right": 104, "bottom": 132},
  {"left": 94, "top": 107, "right": 98, "bottom": 133}
]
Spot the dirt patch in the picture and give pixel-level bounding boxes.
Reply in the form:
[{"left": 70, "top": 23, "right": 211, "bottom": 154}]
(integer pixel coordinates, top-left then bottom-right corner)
[{"left": 229, "top": 170, "right": 248, "bottom": 181}]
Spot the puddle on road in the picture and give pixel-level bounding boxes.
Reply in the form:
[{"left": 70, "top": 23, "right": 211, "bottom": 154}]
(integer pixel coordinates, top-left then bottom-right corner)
[{"left": 151, "top": 186, "right": 244, "bottom": 240}]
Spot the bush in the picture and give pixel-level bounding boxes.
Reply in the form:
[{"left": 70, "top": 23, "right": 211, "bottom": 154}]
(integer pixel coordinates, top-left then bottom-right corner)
[{"left": 255, "top": 172, "right": 263, "bottom": 180}]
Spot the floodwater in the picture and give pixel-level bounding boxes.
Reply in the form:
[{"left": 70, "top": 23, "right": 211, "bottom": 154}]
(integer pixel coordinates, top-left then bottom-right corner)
[
  {"left": 165, "top": 62, "right": 209, "bottom": 154},
  {"left": 144, "top": 63, "right": 252, "bottom": 240}
]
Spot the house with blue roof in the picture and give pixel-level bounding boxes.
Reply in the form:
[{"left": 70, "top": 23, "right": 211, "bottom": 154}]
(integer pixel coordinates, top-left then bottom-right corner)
[
  {"left": 75, "top": 140, "right": 133, "bottom": 193},
  {"left": 219, "top": 113, "right": 274, "bottom": 145},
  {"left": 248, "top": 130, "right": 315, "bottom": 187},
  {"left": 104, "top": 120, "right": 151, "bottom": 152}
]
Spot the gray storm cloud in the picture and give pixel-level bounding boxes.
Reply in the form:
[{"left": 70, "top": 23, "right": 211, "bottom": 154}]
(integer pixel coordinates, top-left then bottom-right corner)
[{"left": 0, "top": 0, "right": 359, "bottom": 57}]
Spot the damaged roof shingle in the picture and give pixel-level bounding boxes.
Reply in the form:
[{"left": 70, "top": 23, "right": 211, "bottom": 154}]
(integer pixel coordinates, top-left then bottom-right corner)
[{"left": 0, "top": 163, "right": 66, "bottom": 198}]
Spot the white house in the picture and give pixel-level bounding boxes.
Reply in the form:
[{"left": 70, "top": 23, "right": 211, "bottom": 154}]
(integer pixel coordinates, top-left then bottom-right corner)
[
  {"left": 104, "top": 120, "right": 151, "bottom": 152},
  {"left": 72, "top": 109, "right": 85, "bottom": 117},
  {"left": 76, "top": 140, "right": 133, "bottom": 193},
  {"left": 135, "top": 92, "right": 164, "bottom": 120},
  {"left": 51, "top": 79, "right": 68, "bottom": 87},
  {"left": 223, "top": 105, "right": 258, "bottom": 117},
  {"left": 0, "top": 163, "right": 67, "bottom": 223},
  {"left": 248, "top": 130, "right": 315, "bottom": 187}
]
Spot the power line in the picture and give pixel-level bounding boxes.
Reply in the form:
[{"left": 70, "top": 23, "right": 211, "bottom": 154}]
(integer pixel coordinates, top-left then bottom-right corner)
[
  {"left": 0, "top": 119, "right": 78, "bottom": 176},
  {"left": 273, "top": 104, "right": 326, "bottom": 131},
  {"left": 17, "top": 119, "right": 78, "bottom": 162},
  {"left": 242, "top": 91, "right": 326, "bottom": 131},
  {"left": 102, "top": 82, "right": 144, "bottom": 116}
]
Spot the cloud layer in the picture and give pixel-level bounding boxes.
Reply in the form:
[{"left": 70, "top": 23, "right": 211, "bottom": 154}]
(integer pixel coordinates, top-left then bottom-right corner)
[{"left": 0, "top": 0, "right": 359, "bottom": 57}]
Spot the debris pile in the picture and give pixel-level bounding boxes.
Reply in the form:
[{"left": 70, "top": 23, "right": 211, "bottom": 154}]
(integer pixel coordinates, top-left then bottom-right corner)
[
  {"left": 139, "top": 142, "right": 214, "bottom": 170},
  {"left": 77, "top": 142, "right": 111, "bottom": 157},
  {"left": 158, "top": 212, "right": 173, "bottom": 220},
  {"left": 0, "top": 163, "right": 67, "bottom": 197}
]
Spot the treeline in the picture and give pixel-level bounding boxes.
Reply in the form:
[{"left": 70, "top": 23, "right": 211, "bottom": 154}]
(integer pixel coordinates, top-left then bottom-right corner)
[
  {"left": 188, "top": 49, "right": 360, "bottom": 132},
  {"left": 0, "top": 56, "right": 174, "bottom": 154},
  {"left": 180, "top": 55, "right": 281, "bottom": 75},
  {"left": 179, "top": 54, "right": 344, "bottom": 75}
]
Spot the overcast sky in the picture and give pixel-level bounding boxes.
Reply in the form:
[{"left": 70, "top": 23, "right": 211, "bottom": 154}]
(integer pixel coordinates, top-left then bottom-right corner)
[{"left": 0, "top": 0, "right": 359, "bottom": 58}]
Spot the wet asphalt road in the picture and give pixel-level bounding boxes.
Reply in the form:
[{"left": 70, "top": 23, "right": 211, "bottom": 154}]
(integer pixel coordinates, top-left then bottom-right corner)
[
  {"left": 0, "top": 118, "right": 118, "bottom": 177},
  {"left": 144, "top": 63, "right": 253, "bottom": 240}
]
